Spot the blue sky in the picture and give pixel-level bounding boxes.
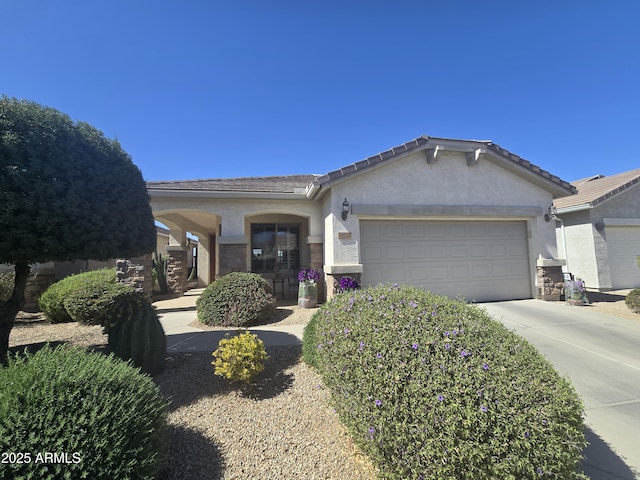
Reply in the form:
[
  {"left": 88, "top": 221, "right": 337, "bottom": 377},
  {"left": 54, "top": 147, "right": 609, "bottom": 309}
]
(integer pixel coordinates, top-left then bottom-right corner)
[{"left": 2, "top": 1, "right": 639, "bottom": 182}]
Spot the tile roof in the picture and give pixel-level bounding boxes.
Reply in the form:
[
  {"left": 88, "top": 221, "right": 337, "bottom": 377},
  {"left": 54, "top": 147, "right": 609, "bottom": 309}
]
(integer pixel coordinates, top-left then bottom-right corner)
[
  {"left": 313, "top": 135, "right": 575, "bottom": 195},
  {"left": 147, "top": 135, "right": 575, "bottom": 197},
  {"left": 147, "top": 174, "right": 319, "bottom": 194},
  {"left": 553, "top": 168, "right": 640, "bottom": 211}
]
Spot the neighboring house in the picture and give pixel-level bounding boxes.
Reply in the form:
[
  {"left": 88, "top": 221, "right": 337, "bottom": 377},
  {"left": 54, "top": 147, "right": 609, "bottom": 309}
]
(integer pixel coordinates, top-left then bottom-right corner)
[
  {"left": 148, "top": 135, "right": 576, "bottom": 302},
  {"left": 553, "top": 168, "right": 640, "bottom": 290}
]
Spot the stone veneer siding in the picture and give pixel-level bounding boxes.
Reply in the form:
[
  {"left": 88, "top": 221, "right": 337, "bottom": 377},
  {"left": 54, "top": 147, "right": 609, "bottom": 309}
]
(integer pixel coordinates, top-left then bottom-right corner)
[
  {"left": 165, "top": 246, "right": 188, "bottom": 294},
  {"left": 219, "top": 243, "right": 247, "bottom": 276},
  {"left": 536, "top": 265, "right": 564, "bottom": 301},
  {"left": 116, "top": 254, "right": 153, "bottom": 300}
]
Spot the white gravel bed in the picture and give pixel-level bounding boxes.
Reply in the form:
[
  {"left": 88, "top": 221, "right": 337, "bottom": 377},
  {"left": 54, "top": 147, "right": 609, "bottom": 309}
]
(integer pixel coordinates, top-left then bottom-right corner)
[{"left": 155, "top": 347, "right": 377, "bottom": 480}]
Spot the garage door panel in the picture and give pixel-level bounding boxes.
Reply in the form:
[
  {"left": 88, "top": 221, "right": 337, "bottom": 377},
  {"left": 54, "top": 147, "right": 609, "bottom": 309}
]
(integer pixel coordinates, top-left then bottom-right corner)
[
  {"left": 361, "top": 220, "right": 531, "bottom": 302},
  {"left": 451, "top": 245, "right": 468, "bottom": 257},
  {"left": 607, "top": 227, "right": 640, "bottom": 289}
]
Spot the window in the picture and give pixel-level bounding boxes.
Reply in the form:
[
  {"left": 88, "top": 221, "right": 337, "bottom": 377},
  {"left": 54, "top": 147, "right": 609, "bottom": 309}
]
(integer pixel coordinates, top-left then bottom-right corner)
[{"left": 251, "top": 224, "right": 300, "bottom": 273}]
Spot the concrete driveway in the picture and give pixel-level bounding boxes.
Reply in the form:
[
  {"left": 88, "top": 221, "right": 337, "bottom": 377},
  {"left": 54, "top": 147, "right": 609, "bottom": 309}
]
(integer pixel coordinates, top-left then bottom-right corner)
[{"left": 481, "top": 299, "right": 640, "bottom": 480}]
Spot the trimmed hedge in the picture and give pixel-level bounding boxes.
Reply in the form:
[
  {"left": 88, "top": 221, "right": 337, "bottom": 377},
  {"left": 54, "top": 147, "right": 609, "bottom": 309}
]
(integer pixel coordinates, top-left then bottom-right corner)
[
  {"left": 63, "top": 280, "right": 135, "bottom": 326},
  {"left": 0, "top": 345, "right": 169, "bottom": 480},
  {"left": 196, "top": 272, "right": 277, "bottom": 327},
  {"left": 305, "top": 284, "right": 587, "bottom": 480},
  {"left": 625, "top": 288, "right": 640, "bottom": 314},
  {"left": 38, "top": 268, "right": 116, "bottom": 323}
]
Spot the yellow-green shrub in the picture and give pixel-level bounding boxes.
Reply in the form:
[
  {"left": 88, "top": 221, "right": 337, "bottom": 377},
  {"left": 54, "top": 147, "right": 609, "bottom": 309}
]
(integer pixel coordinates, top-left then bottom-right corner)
[{"left": 212, "top": 330, "right": 268, "bottom": 384}]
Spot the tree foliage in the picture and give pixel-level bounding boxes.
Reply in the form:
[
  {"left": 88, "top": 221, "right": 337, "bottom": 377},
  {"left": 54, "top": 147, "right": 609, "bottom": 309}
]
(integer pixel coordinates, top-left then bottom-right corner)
[
  {"left": 0, "top": 96, "right": 156, "bottom": 264},
  {"left": 0, "top": 96, "right": 156, "bottom": 362}
]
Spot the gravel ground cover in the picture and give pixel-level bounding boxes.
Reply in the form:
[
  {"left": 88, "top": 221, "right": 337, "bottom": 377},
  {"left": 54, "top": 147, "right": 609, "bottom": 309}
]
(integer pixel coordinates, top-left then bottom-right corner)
[{"left": 7, "top": 289, "right": 638, "bottom": 479}]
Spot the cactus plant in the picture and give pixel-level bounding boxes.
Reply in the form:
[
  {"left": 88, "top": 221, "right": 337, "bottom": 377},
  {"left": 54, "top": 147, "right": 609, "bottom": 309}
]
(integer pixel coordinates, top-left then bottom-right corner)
[
  {"left": 153, "top": 251, "right": 168, "bottom": 294},
  {"left": 107, "top": 292, "right": 166, "bottom": 375}
]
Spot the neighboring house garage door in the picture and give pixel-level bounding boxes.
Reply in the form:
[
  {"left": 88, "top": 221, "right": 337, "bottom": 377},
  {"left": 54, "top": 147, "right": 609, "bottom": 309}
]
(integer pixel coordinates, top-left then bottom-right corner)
[
  {"left": 360, "top": 220, "right": 531, "bottom": 302},
  {"left": 606, "top": 226, "right": 640, "bottom": 289}
]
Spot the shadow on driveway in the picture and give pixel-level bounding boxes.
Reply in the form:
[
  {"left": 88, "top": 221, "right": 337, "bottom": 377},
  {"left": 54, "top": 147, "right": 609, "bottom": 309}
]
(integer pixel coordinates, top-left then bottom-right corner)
[{"left": 584, "top": 427, "right": 638, "bottom": 480}]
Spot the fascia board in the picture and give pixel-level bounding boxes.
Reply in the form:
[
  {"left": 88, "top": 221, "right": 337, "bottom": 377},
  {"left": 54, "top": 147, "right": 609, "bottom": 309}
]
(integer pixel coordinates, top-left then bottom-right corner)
[
  {"left": 148, "top": 189, "right": 309, "bottom": 201},
  {"left": 554, "top": 204, "right": 592, "bottom": 214}
]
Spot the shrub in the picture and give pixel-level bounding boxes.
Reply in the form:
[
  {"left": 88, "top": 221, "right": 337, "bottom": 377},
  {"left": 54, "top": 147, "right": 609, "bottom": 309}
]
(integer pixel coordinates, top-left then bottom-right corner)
[
  {"left": 307, "top": 284, "right": 587, "bottom": 480},
  {"left": 63, "top": 280, "right": 135, "bottom": 326},
  {"left": 625, "top": 289, "right": 640, "bottom": 314},
  {"left": 0, "top": 267, "right": 13, "bottom": 301},
  {"left": 212, "top": 330, "right": 268, "bottom": 383},
  {"left": 302, "top": 310, "right": 322, "bottom": 370},
  {"left": 196, "top": 272, "right": 277, "bottom": 327},
  {"left": 0, "top": 345, "right": 169, "bottom": 480},
  {"left": 38, "top": 268, "right": 116, "bottom": 323}
]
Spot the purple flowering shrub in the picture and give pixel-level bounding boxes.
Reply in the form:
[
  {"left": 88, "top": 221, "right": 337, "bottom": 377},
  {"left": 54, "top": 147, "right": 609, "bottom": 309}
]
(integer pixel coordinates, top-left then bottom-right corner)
[{"left": 304, "top": 284, "right": 587, "bottom": 480}]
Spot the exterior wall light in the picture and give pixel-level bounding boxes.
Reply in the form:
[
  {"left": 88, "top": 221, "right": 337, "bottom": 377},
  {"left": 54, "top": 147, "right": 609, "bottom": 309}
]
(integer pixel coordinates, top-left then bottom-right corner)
[
  {"left": 341, "top": 198, "right": 351, "bottom": 221},
  {"left": 544, "top": 205, "right": 557, "bottom": 222},
  {"left": 594, "top": 222, "right": 605, "bottom": 232}
]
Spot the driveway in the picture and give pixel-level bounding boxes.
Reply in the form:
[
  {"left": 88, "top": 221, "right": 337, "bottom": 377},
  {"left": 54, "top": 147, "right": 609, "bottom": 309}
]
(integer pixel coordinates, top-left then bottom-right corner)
[{"left": 481, "top": 299, "right": 640, "bottom": 480}]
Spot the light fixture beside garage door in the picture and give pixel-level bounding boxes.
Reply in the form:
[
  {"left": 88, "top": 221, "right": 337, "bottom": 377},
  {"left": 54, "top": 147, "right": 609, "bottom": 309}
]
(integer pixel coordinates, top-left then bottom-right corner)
[{"left": 341, "top": 198, "right": 351, "bottom": 221}]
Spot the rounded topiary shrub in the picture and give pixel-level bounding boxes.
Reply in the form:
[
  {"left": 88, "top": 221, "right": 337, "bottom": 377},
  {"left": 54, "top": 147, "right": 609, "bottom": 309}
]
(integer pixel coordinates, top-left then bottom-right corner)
[
  {"left": 38, "top": 268, "right": 116, "bottom": 323},
  {"left": 307, "top": 284, "right": 587, "bottom": 480},
  {"left": 63, "top": 280, "right": 136, "bottom": 326},
  {"left": 625, "top": 288, "right": 640, "bottom": 314},
  {"left": 212, "top": 330, "right": 269, "bottom": 384},
  {"left": 0, "top": 345, "right": 169, "bottom": 480},
  {"left": 196, "top": 272, "right": 277, "bottom": 327}
]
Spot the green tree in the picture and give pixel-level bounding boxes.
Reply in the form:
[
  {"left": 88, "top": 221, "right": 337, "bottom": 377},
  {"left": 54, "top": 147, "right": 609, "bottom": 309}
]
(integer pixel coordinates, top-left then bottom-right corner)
[{"left": 0, "top": 96, "right": 156, "bottom": 363}]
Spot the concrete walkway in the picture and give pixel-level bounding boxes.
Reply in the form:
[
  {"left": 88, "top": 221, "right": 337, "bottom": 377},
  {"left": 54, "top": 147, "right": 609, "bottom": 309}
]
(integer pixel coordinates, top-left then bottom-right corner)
[{"left": 154, "top": 289, "right": 305, "bottom": 353}]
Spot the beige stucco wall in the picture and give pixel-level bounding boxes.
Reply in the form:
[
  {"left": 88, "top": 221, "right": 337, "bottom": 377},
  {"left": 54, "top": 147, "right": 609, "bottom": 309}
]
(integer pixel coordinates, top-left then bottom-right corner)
[
  {"left": 321, "top": 150, "right": 560, "bottom": 291},
  {"left": 557, "top": 185, "right": 640, "bottom": 290}
]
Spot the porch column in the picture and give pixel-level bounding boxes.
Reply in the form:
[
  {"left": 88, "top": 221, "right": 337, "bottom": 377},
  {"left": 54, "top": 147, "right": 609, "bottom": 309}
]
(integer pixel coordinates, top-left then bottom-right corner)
[
  {"left": 308, "top": 237, "right": 324, "bottom": 302},
  {"left": 165, "top": 245, "right": 188, "bottom": 294},
  {"left": 536, "top": 258, "right": 566, "bottom": 301},
  {"left": 116, "top": 254, "right": 153, "bottom": 300},
  {"left": 218, "top": 236, "right": 248, "bottom": 276}
]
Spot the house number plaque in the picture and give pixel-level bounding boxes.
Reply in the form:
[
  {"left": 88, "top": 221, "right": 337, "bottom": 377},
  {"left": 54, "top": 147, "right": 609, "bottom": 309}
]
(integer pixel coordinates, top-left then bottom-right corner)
[{"left": 338, "top": 232, "right": 352, "bottom": 240}]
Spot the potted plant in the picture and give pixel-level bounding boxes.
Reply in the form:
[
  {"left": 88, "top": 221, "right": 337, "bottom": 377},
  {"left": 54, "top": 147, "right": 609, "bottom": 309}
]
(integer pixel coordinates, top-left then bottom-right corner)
[
  {"left": 336, "top": 275, "right": 359, "bottom": 293},
  {"left": 297, "top": 268, "right": 320, "bottom": 308},
  {"left": 565, "top": 278, "right": 589, "bottom": 305}
]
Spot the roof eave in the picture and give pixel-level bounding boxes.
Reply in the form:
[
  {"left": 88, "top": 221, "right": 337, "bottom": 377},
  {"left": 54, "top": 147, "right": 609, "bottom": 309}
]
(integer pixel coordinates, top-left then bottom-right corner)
[
  {"left": 148, "top": 188, "right": 310, "bottom": 200},
  {"left": 554, "top": 203, "right": 593, "bottom": 214}
]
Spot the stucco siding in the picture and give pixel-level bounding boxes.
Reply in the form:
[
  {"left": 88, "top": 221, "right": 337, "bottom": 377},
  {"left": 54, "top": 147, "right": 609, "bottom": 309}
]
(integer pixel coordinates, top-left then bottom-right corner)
[
  {"left": 595, "top": 184, "right": 640, "bottom": 220},
  {"left": 322, "top": 150, "right": 557, "bottom": 270}
]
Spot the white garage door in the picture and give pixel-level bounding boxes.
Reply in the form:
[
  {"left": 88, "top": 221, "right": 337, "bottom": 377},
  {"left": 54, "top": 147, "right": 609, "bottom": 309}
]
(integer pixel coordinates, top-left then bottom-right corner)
[
  {"left": 606, "top": 226, "right": 640, "bottom": 289},
  {"left": 360, "top": 220, "right": 531, "bottom": 302}
]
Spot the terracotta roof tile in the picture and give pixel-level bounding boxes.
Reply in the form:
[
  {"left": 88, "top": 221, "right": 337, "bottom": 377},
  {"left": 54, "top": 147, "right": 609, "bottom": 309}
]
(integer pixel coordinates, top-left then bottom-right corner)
[{"left": 554, "top": 168, "right": 640, "bottom": 210}]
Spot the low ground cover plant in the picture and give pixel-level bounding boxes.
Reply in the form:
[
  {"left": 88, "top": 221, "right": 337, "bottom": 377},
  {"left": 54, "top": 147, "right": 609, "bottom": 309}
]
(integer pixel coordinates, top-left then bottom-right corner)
[
  {"left": 212, "top": 330, "right": 268, "bottom": 383},
  {"left": 196, "top": 272, "right": 276, "bottom": 327},
  {"left": 38, "top": 268, "right": 116, "bottom": 323},
  {"left": 304, "top": 284, "right": 587, "bottom": 480},
  {"left": 625, "top": 288, "right": 640, "bottom": 313},
  {"left": 0, "top": 345, "right": 169, "bottom": 480}
]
